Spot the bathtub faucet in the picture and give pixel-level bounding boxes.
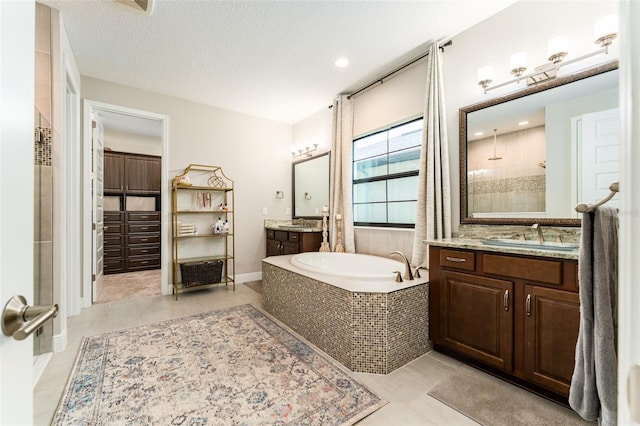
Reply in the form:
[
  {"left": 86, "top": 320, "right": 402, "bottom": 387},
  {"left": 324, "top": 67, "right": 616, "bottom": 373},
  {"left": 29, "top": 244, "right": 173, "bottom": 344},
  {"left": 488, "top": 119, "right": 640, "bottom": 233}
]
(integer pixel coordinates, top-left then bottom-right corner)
[{"left": 390, "top": 251, "right": 414, "bottom": 281}]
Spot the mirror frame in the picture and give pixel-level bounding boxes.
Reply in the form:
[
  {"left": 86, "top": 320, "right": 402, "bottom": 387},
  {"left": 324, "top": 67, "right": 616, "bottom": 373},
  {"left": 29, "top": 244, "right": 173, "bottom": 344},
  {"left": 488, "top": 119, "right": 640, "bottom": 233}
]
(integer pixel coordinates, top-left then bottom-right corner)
[
  {"left": 292, "top": 152, "right": 330, "bottom": 219},
  {"left": 459, "top": 60, "right": 618, "bottom": 226}
]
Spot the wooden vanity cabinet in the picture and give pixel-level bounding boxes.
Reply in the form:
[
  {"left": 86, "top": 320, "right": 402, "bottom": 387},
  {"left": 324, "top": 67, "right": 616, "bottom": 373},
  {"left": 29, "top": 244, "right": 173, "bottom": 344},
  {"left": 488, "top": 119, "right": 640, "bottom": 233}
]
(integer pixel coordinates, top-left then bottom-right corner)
[
  {"left": 429, "top": 246, "right": 580, "bottom": 398},
  {"left": 266, "top": 230, "right": 322, "bottom": 256}
]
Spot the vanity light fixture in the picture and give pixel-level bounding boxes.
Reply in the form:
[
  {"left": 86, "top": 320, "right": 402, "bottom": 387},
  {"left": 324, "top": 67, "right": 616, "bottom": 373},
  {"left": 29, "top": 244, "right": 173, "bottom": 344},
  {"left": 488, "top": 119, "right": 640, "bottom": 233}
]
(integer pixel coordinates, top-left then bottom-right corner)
[
  {"left": 478, "top": 14, "right": 618, "bottom": 93},
  {"left": 291, "top": 142, "right": 319, "bottom": 159}
]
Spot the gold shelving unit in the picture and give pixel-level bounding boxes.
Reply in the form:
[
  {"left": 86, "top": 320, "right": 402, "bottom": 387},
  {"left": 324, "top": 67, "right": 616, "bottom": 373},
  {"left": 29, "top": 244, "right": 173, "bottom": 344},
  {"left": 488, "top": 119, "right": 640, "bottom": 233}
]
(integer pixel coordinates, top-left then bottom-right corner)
[{"left": 171, "top": 164, "right": 234, "bottom": 300}]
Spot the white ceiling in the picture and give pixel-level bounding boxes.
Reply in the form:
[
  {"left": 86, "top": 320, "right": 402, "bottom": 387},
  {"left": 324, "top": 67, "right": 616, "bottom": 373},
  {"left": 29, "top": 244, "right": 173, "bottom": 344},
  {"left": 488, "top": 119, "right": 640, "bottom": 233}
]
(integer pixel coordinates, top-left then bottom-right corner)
[{"left": 43, "top": 0, "right": 519, "bottom": 126}]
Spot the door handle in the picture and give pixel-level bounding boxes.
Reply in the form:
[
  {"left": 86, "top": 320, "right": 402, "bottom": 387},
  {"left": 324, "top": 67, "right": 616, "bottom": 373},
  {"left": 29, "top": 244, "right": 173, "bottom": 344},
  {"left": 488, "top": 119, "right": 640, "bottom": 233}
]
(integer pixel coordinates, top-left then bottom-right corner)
[
  {"left": 526, "top": 294, "right": 532, "bottom": 316},
  {"left": 2, "top": 295, "right": 58, "bottom": 341},
  {"left": 503, "top": 290, "right": 509, "bottom": 311}
]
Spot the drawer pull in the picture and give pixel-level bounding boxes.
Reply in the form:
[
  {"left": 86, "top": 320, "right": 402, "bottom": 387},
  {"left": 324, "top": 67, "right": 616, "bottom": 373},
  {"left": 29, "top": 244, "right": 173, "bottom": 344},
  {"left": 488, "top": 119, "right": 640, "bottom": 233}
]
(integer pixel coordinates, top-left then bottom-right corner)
[
  {"left": 446, "top": 256, "right": 467, "bottom": 263},
  {"left": 526, "top": 294, "right": 531, "bottom": 316},
  {"left": 503, "top": 290, "right": 509, "bottom": 311},
  {"left": 141, "top": 238, "right": 148, "bottom": 242}
]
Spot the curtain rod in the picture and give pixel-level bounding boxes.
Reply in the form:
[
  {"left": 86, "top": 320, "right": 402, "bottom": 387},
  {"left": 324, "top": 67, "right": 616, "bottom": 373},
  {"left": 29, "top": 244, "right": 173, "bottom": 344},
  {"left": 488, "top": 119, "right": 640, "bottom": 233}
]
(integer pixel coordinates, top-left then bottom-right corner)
[{"left": 344, "top": 39, "right": 453, "bottom": 100}]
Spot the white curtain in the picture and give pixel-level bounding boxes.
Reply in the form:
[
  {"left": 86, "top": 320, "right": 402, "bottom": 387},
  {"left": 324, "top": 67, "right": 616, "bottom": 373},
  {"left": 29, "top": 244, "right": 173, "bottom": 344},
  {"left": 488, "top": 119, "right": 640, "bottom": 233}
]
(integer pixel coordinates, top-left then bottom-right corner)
[
  {"left": 329, "top": 95, "right": 355, "bottom": 253},
  {"left": 411, "top": 42, "right": 452, "bottom": 267}
]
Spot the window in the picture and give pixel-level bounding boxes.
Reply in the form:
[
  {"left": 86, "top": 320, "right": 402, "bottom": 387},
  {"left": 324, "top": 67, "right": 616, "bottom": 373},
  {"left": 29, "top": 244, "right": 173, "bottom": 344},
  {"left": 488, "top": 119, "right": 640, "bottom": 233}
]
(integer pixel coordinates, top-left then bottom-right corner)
[{"left": 352, "top": 118, "right": 422, "bottom": 227}]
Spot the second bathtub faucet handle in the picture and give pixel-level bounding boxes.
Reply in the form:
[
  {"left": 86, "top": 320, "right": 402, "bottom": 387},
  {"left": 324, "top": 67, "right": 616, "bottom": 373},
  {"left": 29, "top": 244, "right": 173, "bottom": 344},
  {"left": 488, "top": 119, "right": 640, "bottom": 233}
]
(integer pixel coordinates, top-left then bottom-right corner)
[{"left": 390, "top": 251, "right": 414, "bottom": 281}]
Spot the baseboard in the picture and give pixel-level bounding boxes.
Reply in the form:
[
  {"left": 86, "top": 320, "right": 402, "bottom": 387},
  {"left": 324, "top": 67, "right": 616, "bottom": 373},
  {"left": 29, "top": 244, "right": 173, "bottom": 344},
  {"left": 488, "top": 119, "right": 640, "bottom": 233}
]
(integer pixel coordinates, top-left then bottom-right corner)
[
  {"left": 235, "top": 271, "right": 262, "bottom": 283},
  {"left": 33, "top": 352, "right": 53, "bottom": 388},
  {"left": 53, "top": 328, "right": 67, "bottom": 353}
]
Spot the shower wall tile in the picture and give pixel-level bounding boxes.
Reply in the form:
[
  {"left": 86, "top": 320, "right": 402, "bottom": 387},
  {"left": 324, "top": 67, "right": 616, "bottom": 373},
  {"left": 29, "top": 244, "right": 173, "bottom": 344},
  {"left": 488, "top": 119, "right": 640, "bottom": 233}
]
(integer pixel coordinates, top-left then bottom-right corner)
[
  {"left": 34, "top": 166, "right": 53, "bottom": 241},
  {"left": 35, "top": 3, "right": 51, "bottom": 54},
  {"left": 34, "top": 241, "right": 53, "bottom": 305},
  {"left": 35, "top": 51, "right": 51, "bottom": 125}
]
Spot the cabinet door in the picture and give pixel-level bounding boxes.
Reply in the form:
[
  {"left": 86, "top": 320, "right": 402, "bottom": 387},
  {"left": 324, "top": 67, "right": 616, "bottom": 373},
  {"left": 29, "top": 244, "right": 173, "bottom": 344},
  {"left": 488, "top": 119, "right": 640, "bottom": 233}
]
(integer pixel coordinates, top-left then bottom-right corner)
[
  {"left": 523, "top": 285, "right": 580, "bottom": 396},
  {"left": 281, "top": 242, "right": 300, "bottom": 255},
  {"left": 104, "top": 152, "right": 124, "bottom": 192},
  {"left": 266, "top": 239, "right": 281, "bottom": 256},
  {"left": 440, "top": 271, "right": 514, "bottom": 371},
  {"left": 125, "top": 155, "right": 161, "bottom": 193}
]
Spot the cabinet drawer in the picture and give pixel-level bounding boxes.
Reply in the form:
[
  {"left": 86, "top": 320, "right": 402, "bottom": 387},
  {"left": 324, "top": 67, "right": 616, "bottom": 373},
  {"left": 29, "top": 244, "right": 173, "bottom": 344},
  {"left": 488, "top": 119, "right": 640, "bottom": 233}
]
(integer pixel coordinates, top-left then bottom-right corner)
[
  {"left": 483, "top": 254, "right": 562, "bottom": 285},
  {"left": 127, "top": 245, "right": 160, "bottom": 257},
  {"left": 104, "top": 234, "right": 124, "bottom": 247},
  {"left": 289, "top": 232, "right": 299, "bottom": 242},
  {"left": 104, "top": 245, "right": 123, "bottom": 258},
  {"left": 103, "top": 223, "right": 123, "bottom": 234},
  {"left": 104, "top": 212, "right": 123, "bottom": 222},
  {"left": 127, "top": 257, "right": 160, "bottom": 270},
  {"left": 439, "top": 249, "right": 475, "bottom": 271},
  {"left": 127, "top": 223, "right": 160, "bottom": 234},
  {"left": 274, "top": 230, "right": 288, "bottom": 241},
  {"left": 126, "top": 211, "right": 160, "bottom": 222},
  {"left": 267, "top": 230, "right": 275, "bottom": 239},
  {"left": 128, "top": 234, "right": 160, "bottom": 245},
  {"left": 104, "top": 258, "right": 125, "bottom": 274}
]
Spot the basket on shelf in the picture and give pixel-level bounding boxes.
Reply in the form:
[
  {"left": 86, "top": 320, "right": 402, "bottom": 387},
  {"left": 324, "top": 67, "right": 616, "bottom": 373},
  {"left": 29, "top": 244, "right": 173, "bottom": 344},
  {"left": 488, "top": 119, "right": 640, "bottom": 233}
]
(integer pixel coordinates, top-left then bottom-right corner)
[{"left": 180, "top": 260, "right": 223, "bottom": 287}]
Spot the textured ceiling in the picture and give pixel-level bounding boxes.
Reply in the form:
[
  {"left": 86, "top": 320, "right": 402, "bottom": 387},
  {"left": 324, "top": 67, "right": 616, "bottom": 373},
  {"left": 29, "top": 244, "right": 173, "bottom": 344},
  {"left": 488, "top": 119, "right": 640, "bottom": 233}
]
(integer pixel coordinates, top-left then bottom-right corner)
[{"left": 42, "top": 0, "right": 518, "bottom": 125}]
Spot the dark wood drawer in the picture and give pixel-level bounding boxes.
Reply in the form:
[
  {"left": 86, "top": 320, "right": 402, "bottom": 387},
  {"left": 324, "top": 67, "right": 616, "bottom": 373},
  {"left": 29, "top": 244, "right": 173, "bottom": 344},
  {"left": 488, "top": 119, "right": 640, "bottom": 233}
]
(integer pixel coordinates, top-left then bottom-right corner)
[
  {"left": 127, "top": 256, "right": 161, "bottom": 270},
  {"left": 289, "top": 232, "right": 299, "bottom": 242},
  {"left": 104, "top": 234, "right": 124, "bottom": 247},
  {"left": 104, "top": 223, "right": 123, "bottom": 234},
  {"left": 104, "top": 258, "right": 125, "bottom": 274},
  {"left": 126, "top": 211, "right": 160, "bottom": 222},
  {"left": 104, "top": 245, "right": 123, "bottom": 258},
  {"left": 439, "top": 249, "right": 475, "bottom": 271},
  {"left": 104, "top": 212, "right": 123, "bottom": 222},
  {"left": 128, "top": 234, "right": 160, "bottom": 245},
  {"left": 274, "top": 230, "right": 288, "bottom": 241},
  {"left": 127, "top": 223, "right": 160, "bottom": 234},
  {"left": 483, "top": 254, "right": 562, "bottom": 285},
  {"left": 267, "top": 230, "right": 275, "bottom": 239},
  {"left": 127, "top": 245, "right": 160, "bottom": 257}
]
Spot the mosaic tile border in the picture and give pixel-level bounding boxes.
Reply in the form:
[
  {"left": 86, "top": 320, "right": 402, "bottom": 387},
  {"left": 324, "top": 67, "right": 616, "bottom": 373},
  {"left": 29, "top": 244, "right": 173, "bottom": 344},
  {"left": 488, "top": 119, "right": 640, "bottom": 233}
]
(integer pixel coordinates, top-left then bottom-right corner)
[
  {"left": 469, "top": 174, "right": 545, "bottom": 194},
  {"left": 34, "top": 127, "right": 52, "bottom": 166},
  {"left": 262, "top": 262, "right": 431, "bottom": 374}
]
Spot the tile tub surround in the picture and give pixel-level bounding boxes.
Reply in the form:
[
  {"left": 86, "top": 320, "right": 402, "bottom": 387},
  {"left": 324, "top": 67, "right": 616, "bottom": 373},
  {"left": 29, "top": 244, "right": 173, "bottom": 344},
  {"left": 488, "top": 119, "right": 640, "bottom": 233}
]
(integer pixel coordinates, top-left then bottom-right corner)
[{"left": 262, "top": 256, "right": 431, "bottom": 374}]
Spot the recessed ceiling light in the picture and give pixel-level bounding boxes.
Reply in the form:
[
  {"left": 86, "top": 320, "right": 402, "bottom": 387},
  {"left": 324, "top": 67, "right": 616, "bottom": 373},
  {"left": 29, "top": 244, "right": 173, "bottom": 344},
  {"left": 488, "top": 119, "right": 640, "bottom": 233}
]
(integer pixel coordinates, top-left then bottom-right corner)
[
  {"left": 474, "top": 131, "right": 484, "bottom": 136},
  {"left": 518, "top": 121, "right": 529, "bottom": 126},
  {"left": 334, "top": 57, "right": 349, "bottom": 68}
]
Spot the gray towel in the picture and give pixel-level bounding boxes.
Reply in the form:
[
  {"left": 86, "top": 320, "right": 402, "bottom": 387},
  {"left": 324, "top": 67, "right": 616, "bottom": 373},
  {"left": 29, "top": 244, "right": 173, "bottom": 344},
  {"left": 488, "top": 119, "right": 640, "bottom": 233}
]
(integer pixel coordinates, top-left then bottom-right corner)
[{"left": 569, "top": 206, "right": 618, "bottom": 425}]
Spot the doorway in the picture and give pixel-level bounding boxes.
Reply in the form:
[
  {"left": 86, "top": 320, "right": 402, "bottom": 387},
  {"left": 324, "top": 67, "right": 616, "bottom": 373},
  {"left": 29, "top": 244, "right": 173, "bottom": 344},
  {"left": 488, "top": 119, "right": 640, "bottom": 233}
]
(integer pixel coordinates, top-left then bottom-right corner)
[{"left": 82, "top": 101, "right": 169, "bottom": 308}]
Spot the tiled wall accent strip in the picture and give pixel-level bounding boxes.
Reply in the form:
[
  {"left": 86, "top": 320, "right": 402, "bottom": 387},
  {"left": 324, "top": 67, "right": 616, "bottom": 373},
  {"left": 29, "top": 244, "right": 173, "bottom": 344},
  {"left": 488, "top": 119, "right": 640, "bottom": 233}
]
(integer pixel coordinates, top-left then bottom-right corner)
[{"left": 34, "top": 127, "right": 52, "bottom": 166}]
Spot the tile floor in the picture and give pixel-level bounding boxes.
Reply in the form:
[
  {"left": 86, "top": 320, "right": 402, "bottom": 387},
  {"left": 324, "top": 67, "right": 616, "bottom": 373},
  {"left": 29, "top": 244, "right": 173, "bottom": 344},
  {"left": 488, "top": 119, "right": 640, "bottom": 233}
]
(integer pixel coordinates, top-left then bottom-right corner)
[{"left": 33, "top": 282, "right": 571, "bottom": 425}]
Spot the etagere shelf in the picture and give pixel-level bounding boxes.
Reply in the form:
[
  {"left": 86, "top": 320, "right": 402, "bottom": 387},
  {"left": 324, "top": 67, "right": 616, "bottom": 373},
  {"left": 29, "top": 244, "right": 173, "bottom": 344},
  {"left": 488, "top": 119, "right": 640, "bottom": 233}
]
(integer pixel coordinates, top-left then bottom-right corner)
[{"left": 171, "top": 164, "right": 234, "bottom": 300}]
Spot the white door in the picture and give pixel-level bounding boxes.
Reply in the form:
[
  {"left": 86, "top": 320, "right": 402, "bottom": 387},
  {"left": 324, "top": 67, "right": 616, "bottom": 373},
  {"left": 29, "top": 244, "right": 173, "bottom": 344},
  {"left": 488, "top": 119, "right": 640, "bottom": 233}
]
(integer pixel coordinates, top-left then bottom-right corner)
[
  {"left": 92, "top": 119, "right": 105, "bottom": 302},
  {"left": 578, "top": 108, "right": 620, "bottom": 208},
  {"left": 0, "top": 0, "right": 36, "bottom": 423}
]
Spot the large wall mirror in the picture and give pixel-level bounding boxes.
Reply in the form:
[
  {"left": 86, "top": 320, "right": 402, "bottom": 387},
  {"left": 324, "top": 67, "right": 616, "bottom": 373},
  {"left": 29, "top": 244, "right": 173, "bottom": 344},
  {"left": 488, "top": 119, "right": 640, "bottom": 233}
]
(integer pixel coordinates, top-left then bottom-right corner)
[
  {"left": 460, "top": 61, "right": 618, "bottom": 226},
  {"left": 293, "top": 152, "right": 330, "bottom": 218}
]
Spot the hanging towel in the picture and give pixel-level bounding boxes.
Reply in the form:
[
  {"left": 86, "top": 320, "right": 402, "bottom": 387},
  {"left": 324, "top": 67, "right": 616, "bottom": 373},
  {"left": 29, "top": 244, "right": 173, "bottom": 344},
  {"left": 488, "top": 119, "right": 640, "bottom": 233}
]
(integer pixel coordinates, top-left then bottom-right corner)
[{"left": 569, "top": 206, "right": 618, "bottom": 425}]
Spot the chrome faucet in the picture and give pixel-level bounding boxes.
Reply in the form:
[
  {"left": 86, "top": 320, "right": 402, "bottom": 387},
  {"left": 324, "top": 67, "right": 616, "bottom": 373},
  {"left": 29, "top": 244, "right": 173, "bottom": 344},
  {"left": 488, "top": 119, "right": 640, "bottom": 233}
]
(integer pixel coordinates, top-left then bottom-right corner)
[
  {"left": 390, "top": 251, "right": 414, "bottom": 281},
  {"left": 531, "top": 223, "right": 544, "bottom": 243}
]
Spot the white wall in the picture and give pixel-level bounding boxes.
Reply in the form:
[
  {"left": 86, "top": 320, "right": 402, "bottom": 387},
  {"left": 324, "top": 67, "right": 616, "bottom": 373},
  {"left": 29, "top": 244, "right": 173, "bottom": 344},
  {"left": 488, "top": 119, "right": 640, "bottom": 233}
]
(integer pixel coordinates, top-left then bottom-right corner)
[
  {"left": 104, "top": 129, "right": 162, "bottom": 156},
  {"left": 82, "top": 77, "right": 293, "bottom": 276}
]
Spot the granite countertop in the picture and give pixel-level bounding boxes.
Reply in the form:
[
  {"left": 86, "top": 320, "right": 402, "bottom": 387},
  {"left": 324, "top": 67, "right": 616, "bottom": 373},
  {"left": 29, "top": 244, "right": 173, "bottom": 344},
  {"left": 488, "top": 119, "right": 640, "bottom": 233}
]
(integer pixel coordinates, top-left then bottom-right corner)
[
  {"left": 264, "top": 219, "right": 322, "bottom": 232},
  {"left": 425, "top": 237, "right": 579, "bottom": 260}
]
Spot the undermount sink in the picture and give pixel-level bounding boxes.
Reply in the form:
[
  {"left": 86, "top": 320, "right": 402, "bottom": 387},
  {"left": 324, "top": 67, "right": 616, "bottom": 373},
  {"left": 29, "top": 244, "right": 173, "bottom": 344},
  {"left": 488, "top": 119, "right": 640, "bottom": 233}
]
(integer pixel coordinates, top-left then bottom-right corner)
[{"left": 481, "top": 239, "right": 579, "bottom": 252}]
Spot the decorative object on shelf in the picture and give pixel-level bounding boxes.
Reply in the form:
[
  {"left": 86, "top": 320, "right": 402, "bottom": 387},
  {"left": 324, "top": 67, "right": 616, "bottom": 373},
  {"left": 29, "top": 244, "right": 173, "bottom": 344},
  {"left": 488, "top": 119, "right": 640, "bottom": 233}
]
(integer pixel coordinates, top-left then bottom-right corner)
[
  {"left": 172, "top": 164, "right": 234, "bottom": 300},
  {"left": 334, "top": 213, "right": 344, "bottom": 253},
  {"left": 477, "top": 14, "right": 618, "bottom": 93},
  {"left": 174, "top": 174, "right": 191, "bottom": 187},
  {"left": 319, "top": 205, "right": 331, "bottom": 252},
  {"left": 304, "top": 192, "right": 312, "bottom": 200}
]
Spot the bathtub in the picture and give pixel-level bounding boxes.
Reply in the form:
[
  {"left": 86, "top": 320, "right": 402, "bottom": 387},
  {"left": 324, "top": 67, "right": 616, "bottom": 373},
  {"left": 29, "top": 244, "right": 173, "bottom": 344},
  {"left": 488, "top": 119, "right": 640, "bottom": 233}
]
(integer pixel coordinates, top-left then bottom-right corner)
[
  {"left": 290, "top": 252, "right": 404, "bottom": 280},
  {"left": 262, "top": 253, "right": 431, "bottom": 374}
]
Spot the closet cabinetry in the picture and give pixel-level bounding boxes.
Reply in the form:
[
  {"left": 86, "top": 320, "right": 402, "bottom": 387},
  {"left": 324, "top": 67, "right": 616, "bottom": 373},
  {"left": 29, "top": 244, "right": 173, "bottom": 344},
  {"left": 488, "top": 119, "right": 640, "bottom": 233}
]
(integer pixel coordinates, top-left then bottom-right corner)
[
  {"left": 103, "top": 150, "right": 161, "bottom": 274},
  {"left": 104, "top": 151, "right": 161, "bottom": 194},
  {"left": 172, "top": 164, "right": 235, "bottom": 300},
  {"left": 429, "top": 246, "right": 580, "bottom": 399}
]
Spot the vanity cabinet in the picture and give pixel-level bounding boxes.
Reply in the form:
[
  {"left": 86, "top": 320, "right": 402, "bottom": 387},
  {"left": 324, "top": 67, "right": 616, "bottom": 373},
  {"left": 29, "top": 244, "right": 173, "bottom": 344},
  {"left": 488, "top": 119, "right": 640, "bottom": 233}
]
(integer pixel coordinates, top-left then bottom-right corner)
[
  {"left": 429, "top": 246, "right": 580, "bottom": 398},
  {"left": 266, "top": 230, "right": 322, "bottom": 256}
]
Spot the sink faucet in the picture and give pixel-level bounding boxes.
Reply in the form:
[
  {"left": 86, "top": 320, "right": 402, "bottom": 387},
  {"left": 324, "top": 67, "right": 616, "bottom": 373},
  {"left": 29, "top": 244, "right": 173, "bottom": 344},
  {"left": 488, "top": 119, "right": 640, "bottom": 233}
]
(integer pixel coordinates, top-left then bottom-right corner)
[
  {"left": 390, "top": 251, "right": 414, "bottom": 281},
  {"left": 531, "top": 223, "right": 544, "bottom": 243}
]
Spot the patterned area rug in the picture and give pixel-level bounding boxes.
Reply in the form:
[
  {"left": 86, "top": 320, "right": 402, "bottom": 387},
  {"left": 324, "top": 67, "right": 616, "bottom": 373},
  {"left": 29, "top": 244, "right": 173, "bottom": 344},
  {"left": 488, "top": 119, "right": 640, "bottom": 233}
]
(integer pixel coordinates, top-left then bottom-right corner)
[{"left": 53, "top": 304, "right": 386, "bottom": 425}]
